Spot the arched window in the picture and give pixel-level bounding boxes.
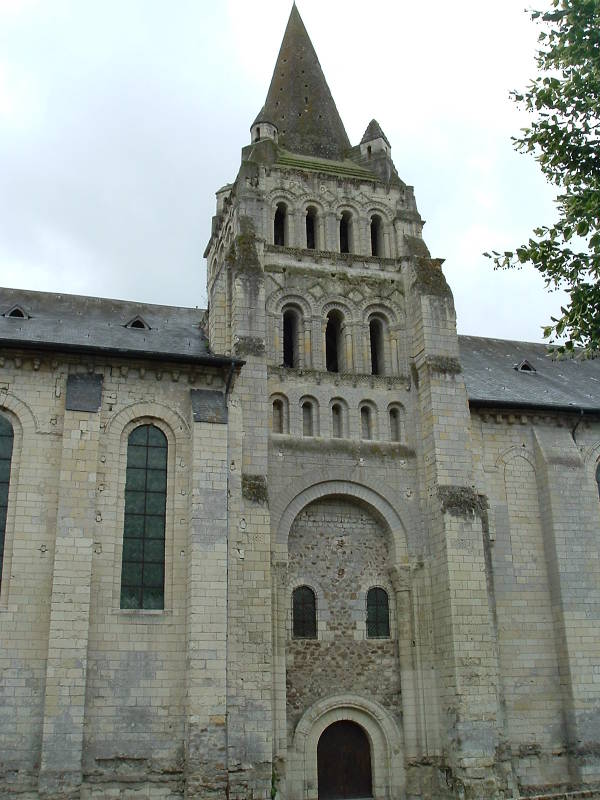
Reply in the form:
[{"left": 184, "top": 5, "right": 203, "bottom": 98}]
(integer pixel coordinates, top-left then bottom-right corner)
[
  {"left": 274, "top": 202, "right": 287, "bottom": 246},
  {"left": 331, "top": 403, "right": 343, "bottom": 438},
  {"left": 370, "top": 214, "right": 383, "bottom": 257},
  {"left": 360, "top": 406, "right": 372, "bottom": 440},
  {"left": 273, "top": 399, "right": 284, "bottom": 433},
  {"left": 302, "top": 401, "right": 314, "bottom": 437},
  {"left": 0, "top": 415, "right": 14, "bottom": 589},
  {"left": 325, "top": 310, "right": 344, "bottom": 373},
  {"left": 340, "top": 211, "right": 353, "bottom": 254},
  {"left": 292, "top": 585, "right": 317, "bottom": 638},
  {"left": 283, "top": 307, "right": 301, "bottom": 368},
  {"left": 596, "top": 463, "right": 600, "bottom": 499},
  {"left": 366, "top": 587, "right": 390, "bottom": 638},
  {"left": 120, "top": 424, "right": 167, "bottom": 610},
  {"left": 389, "top": 407, "right": 401, "bottom": 442},
  {"left": 306, "top": 206, "right": 317, "bottom": 250},
  {"left": 369, "top": 317, "right": 385, "bottom": 376}
]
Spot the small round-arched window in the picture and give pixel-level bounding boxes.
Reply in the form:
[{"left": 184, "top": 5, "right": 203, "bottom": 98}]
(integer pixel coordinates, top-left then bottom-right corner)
[
  {"left": 292, "top": 585, "right": 317, "bottom": 639},
  {"left": 274, "top": 202, "right": 287, "bottom": 246},
  {"left": 366, "top": 587, "right": 390, "bottom": 638},
  {"left": 596, "top": 462, "right": 600, "bottom": 499}
]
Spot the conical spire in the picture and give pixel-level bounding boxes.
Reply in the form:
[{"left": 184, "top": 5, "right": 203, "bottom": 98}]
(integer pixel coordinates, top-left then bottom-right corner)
[{"left": 255, "top": 4, "right": 350, "bottom": 160}]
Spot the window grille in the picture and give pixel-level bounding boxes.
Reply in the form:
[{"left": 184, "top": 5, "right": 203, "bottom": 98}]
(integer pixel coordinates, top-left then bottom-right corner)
[
  {"left": 120, "top": 424, "right": 167, "bottom": 610},
  {"left": 0, "top": 415, "right": 14, "bottom": 590},
  {"left": 292, "top": 585, "right": 317, "bottom": 638},
  {"left": 366, "top": 587, "right": 390, "bottom": 638}
]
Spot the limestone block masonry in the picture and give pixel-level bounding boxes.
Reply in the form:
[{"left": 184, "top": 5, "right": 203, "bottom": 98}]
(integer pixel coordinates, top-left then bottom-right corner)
[{"left": 2, "top": 5, "right": 600, "bottom": 800}]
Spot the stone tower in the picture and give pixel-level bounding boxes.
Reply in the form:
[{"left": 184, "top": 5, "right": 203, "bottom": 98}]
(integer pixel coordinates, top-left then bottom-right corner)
[{"left": 205, "top": 5, "right": 501, "bottom": 798}]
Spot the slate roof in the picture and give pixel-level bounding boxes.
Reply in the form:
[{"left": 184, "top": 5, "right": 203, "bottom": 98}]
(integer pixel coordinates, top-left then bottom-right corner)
[
  {"left": 0, "top": 287, "right": 236, "bottom": 366},
  {"left": 255, "top": 4, "right": 351, "bottom": 160},
  {"left": 459, "top": 335, "right": 600, "bottom": 412}
]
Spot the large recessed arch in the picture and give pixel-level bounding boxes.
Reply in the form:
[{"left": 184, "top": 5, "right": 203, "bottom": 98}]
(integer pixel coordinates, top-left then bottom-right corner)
[
  {"left": 288, "top": 693, "right": 405, "bottom": 800},
  {"left": 275, "top": 479, "right": 409, "bottom": 567}
]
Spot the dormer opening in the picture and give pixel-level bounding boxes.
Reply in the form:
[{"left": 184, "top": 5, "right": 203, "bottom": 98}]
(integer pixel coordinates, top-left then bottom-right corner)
[
  {"left": 514, "top": 359, "right": 536, "bottom": 373},
  {"left": 306, "top": 206, "right": 317, "bottom": 250},
  {"left": 4, "top": 305, "right": 28, "bottom": 319},
  {"left": 274, "top": 202, "right": 287, "bottom": 246},
  {"left": 125, "top": 315, "right": 150, "bottom": 331}
]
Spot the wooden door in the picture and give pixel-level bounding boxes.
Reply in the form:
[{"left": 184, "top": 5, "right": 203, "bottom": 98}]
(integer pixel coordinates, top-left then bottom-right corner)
[{"left": 317, "top": 720, "right": 373, "bottom": 799}]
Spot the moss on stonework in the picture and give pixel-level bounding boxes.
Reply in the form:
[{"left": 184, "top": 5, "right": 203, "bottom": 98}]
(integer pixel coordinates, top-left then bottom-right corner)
[
  {"left": 265, "top": 264, "right": 404, "bottom": 293},
  {"left": 226, "top": 216, "right": 262, "bottom": 276},
  {"left": 242, "top": 474, "right": 268, "bottom": 505},
  {"left": 234, "top": 337, "right": 265, "bottom": 357},
  {"left": 404, "top": 235, "right": 431, "bottom": 258},
  {"left": 426, "top": 355, "right": 463, "bottom": 376},
  {"left": 412, "top": 257, "right": 452, "bottom": 299},
  {"left": 438, "top": 486, "right": 488, "bottom": 519}
]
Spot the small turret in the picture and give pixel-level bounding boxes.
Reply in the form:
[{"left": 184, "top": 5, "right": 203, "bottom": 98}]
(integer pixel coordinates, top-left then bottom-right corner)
[
  {"left": 251, "top": 107, "right": 279, "bottom": 145},
  {"left": 360, "top": 119, "right": 391, "bottom": 159},
  {"left": 356, "top": 118, "right": 400, "bottom": 184}
]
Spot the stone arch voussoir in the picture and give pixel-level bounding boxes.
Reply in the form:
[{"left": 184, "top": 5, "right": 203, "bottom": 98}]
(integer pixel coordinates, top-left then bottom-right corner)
[
  {"left": 289, "top": 693, "right": 405, "bottom": 800},
  {"left": 274, "top": 478, "right": 409, "bottom": 567},
  {"left": 0, "top": 392, "right": 39, "bottom": 435}
]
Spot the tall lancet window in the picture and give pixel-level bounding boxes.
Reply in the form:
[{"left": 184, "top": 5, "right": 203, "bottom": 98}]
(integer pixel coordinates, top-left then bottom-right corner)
[
  {"left": 369, "top": 317, "right": 385, "bottom": 376},
  {"left": 306, "top": 207, "right": 317, "bottom": 250},
  {"left": 340, "top": 211, "right": 353, "bottom": 254},
  {"left": 283, "top": 308, "right": 300, "bottom": 368},
  {"left": 370, "top": 215, "right": 383, "bottom": 257},
  {"left": 274, "top": 202, "right": 287, "bottom": 246},
  {"left": 0, "top": 415, "right": 14, "bottom": 590},
  {"left": 326, "top": 310, "right": 344, "bottom": 373},
  {"left": 121, "top": 424, "right": 167, "bottom": 610}
]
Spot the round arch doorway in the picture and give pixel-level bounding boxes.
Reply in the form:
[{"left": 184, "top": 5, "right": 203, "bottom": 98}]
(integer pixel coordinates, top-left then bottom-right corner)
[{"left": 317, "top": 720, "right": 373, "bottom": 799}]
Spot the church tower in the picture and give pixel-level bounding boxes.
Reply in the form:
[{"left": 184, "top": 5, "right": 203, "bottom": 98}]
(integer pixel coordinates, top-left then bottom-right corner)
[{"left": 205, "top": 5, "right": 501, "bottom": 799}]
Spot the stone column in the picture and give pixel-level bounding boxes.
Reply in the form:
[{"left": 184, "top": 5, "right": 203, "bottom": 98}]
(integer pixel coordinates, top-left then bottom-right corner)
[
  {"left": 39, "top": 375, "right": 102, "bottom": 798},
  {"left": 270, "top": 312, "right": 282, "bottom": 366},
  {"left": 342, "top": 323, "right": 354, "bottom": 373},
  {"left": 389, "top": 566, "right": 421, "bottom": 760},
  {"left": 303, "top": 324, "right": 312, "bottom": 369},
  {"left": 318, "top": 318, "right": 328, "bottom": 373}
]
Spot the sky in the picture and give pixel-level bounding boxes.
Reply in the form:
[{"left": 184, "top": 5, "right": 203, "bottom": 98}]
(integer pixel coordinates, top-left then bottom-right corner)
[{"left": 0, "top": 0, "right": 568, "bottom": 342}]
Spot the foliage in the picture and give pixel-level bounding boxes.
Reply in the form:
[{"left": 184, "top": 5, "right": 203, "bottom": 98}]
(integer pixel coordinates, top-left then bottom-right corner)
[{"left": 485, "top": 0, "right": 600, "bottom": 355}]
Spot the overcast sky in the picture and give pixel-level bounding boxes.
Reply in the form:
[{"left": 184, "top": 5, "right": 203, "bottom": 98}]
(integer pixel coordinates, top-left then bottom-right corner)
[{"left": 0, "top": 0, "right": 567, "bottom": 342}]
